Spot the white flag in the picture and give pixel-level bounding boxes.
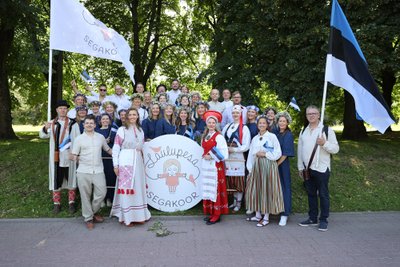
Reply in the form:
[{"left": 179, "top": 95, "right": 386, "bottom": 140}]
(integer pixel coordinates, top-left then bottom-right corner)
[{"left": 50, "top": 0, "right": 135, "bottom": 83}]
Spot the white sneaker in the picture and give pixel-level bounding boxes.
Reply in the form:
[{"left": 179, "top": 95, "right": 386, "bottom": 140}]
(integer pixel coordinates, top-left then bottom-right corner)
[
  {"left": 106, "top": 199, "right": 112, "bottom": 207},
  {"left": 100, "top": 201, "right": 105, "bottom": 208},
  {"left": 246, "top": 209, "right": 253, "bottom": 215},
  {"left": 279, "top": 216, "right": 288, "bottom": 226}
]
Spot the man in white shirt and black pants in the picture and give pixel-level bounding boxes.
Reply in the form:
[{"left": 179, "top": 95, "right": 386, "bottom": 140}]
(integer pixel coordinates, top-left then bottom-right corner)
[
  {"left": 72, "top": 114, "right": 112, "bottom": 230},
  {"left": 297, "top": 105, "right": 339, "bottom": 232}
]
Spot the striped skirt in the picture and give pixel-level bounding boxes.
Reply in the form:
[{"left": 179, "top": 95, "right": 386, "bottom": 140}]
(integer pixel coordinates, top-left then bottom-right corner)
[
  {"left": 245, "top": 157, "right": 284, "bottom": 215},
  {"left": 226, "top": 176, "right": 246, "bottom": 192}
]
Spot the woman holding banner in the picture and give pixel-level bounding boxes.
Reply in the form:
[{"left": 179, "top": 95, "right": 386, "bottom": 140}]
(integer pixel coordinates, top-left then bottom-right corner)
[
  {"left": 111, "top": 108, "right": 151, "bottom": 227},
  {"left": 201, "top": 110, "right": 229, "bottom": 225}
]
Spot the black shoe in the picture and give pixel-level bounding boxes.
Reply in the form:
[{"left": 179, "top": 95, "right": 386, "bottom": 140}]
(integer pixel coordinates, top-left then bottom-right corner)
[
  {"left": 203, "top": 217, "right": 210, "bottom": 222},
  {"left": 298, "top": 219, "right": 318, "bottom": 227},
  {"left": 318, "top": 221, "right": 328, "bottom": 232},
  {"left": 53, "top": 204, "right": 61, "bottom": 214},
  {"left": 206, "top": 218, "right": 221, "bottom": 225},
  {"left": 69, "top": 203, "right": 76, "bottom": 214}
]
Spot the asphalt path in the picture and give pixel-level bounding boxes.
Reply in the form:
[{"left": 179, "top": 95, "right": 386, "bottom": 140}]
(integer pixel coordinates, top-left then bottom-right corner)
[{"left": 0, "top": 212, "right": 399, "bottom": 266}]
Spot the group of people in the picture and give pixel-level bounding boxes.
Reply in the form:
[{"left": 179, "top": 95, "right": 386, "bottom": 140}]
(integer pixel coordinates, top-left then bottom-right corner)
[{"left": 40, "top": 79, "right": 339, "bottom": 232}]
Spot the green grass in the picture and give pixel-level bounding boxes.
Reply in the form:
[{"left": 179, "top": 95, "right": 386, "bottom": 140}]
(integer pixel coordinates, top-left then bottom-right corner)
[{"left": 0, "top": 131, "right": 399, "bottom": 218}]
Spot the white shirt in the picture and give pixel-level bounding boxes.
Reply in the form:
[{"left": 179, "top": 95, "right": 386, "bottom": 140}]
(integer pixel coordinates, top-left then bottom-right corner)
[
  {"left": 72, "top": 132, "right": 110, "bottom": 174},
  {"left": 86, "top": 90, "right": 108, "bottom": 104},
  {"left": 167, "top": 89, "right": 181, "bottom": 105},
  {"left": 105, "top": 94, "right": 131, "bottom": 112},
  {"left": 221, "top": 105, "right": 248, "bottom": 129},
  {"left": 297, "top": 123, "right": 339, "bottom": 172},
  {"left": 246, "top": 131, "right": 282, "bottom": 172},
  {"left": 223, "top": 100, "right": 233, "bottom": 109},
  {"left": 208, "top": 101, "right": 226, "bottom": 114}
]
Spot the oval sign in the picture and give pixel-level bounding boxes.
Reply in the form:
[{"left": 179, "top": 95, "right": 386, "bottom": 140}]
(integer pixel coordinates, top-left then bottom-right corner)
[{"left": 143, "top": 135, "right": 203, "bottom": 212}]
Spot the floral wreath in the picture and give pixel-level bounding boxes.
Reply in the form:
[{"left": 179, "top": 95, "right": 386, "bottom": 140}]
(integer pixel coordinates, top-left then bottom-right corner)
[
  {"left": 275, "top": 111, "right": 292, "bottom": 124},
  {"left": 88, "top": 101, "right": 102, "bottom": 108},
  {"left": 176, "top": 93, "right": 190, "bottom": 104},
  {"left": 102, "top": 101, "right": 118, "bottom": 110},
  {"left": 130, "top": 93, "right": 144, "bottom": 101},
  {"left": 155, "top": 92, "right": 169, "bottom": 102},
  {"left": 189, "top": 91, "right": 202, "bottom": 101},
  {"left": 73, "top": 93, "right": 87, "bottom": 102},
  {"left": 175, "top": 106, "right": 192, "bottom": 115}
]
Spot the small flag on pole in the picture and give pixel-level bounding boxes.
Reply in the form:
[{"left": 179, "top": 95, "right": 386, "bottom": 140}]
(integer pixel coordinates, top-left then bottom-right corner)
[
  {"left": 80, "top": 70, "right": 98, "bottom": 84},
  {"left": 289, "top": 97, "right": 301, "bottom": 112},
  {"left": 324, "top": 0, "right": 394, "bottom": 133}
]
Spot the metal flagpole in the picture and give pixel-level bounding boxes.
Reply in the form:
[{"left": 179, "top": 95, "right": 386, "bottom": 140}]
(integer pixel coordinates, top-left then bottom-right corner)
[
  {"left": 47, "top": 49, "right": 53, "bottom": 121},
  {"left": 315, "top": 80, "right": 329, "bottom": 167}
]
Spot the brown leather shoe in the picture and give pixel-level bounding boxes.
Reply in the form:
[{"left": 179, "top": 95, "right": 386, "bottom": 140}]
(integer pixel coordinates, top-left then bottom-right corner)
[
  {"left": 86, "top": 220, "right": 94, "bottom": 230},
  {"left": 53, "top": 204, "right": 61, "bottom": 214},
  {"left": 93, "top": 214, "right": 104, "bottom": 223}
]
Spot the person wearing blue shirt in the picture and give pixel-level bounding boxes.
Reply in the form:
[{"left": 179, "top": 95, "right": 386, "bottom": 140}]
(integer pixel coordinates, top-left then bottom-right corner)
[
  {"left": 95, "top": 113, "right": 117, "bottom": 207},
  {"left": 274, "top": 111, "right": 295, "bottom": 226},
  {"left": 175, "top": 107, "right": 195, "bottom": 139},
  {"left": 142, "top": 103, "right": 162, "bottom": 141},
  {"left": 156, "top": 103, "right": 176, "bottom": 136},
  {"left": 193, "top": 101, "right": 209, "bottom": 141}
]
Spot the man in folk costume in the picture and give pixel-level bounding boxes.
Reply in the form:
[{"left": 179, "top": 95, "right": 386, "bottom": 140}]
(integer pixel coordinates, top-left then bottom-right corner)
[
  {"left": 39, "top": 100, "right": 77, "bottom": 214},
  {"left": 221, "top": 105, "right": 251, "bottom": 212},
  {"left": 201, "top": 110, "right": 229, "bottom": 225}
]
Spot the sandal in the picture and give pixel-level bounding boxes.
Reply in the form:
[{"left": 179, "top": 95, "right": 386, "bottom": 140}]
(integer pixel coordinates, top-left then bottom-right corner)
[
  {"left": 256, "top": 219, "right": 269, "bottom": 227},
  {"left": 246, "top": 216, "right": 262, "bottom": 222}
]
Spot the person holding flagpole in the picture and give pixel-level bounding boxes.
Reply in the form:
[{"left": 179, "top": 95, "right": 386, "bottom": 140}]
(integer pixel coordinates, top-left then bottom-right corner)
[{"left": 298, "top": 105, "right": 339, "bottom": 231}]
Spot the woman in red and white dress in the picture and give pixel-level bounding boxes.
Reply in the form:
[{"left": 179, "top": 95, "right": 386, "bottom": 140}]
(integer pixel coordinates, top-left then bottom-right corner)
[
  {"left": 111, "top": 108, "right": 151, "bottom": 226},
  {"left": 201, "top": 111, "right": 229, "bottom": 225}
]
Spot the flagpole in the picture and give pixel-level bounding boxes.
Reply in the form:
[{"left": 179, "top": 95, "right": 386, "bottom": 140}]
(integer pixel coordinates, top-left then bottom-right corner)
[
  {"left": 315, "top": 80, "right": 329, "bottom": 167},
  {"left": 47, "top": 49, "right": 53, "bottom": 121}
]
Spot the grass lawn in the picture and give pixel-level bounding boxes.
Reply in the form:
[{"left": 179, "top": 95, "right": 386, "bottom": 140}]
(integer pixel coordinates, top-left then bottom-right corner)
[{"left": 0, "top": 128, "right": 399, "bottom": 218}]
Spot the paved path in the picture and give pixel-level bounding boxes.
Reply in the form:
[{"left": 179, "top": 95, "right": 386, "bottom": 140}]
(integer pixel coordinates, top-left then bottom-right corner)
[{"left": 0, "top": 212, "right": 399, "bottom": 267}]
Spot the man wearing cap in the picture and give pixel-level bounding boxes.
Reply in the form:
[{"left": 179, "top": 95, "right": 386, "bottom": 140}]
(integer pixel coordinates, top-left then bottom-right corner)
[{"left": 39, "top": 100, "right": 77, "bottom": 214}]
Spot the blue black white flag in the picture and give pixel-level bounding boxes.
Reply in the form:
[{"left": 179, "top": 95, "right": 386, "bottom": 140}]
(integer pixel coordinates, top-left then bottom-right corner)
[
  {"left": 80, "top": 70, "right": 98, "bottom": 84},
  {"left": 289, "top": 97, "right": 301, "bottom": 112},
  {"left": 324, "top": 0, "right": 395, "bottom": 133}
]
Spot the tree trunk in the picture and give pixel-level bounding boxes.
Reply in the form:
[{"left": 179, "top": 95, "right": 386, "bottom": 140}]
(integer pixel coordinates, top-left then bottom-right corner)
[
  {"left": 342, "top": 91, "right": 368, "bottom": 140},
  {"left": 0, "top": 27, "right": 17, "bottom": 140},
  {"left": 381, "top": 68, "right": 396, "bottom": 132},
  {"left": 50, "top": 51, "right": 63, "bottom": 118}
]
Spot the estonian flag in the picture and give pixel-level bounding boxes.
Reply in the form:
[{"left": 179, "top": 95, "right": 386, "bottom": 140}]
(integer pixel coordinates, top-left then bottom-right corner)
[
  {"left": 289, "top": 97, "right": 301, "bottom": 112},
  {"left": 324, "top": 0, "right": 395, "bottom": 133},
  {"left": 80, "top": 70, "right": 97, "bottom": 84}
]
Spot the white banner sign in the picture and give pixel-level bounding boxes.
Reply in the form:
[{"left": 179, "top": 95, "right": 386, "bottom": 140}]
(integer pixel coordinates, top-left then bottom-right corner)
[
  {"left": 143, "top": 135, "right": 203, "bottom": 212},
  {"left": 50, "top": 0, "right": 135, "bottom": 83}
]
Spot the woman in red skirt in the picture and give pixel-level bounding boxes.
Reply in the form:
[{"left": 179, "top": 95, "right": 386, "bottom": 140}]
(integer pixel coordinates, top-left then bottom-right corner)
[{"left": 201, "top": 111, "right": 229, "bottom": 225}]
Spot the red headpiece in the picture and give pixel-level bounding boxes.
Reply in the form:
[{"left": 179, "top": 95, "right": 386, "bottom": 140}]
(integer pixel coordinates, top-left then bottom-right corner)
[{"left": 203, "top": 110, "right": 222, "bottom": 123}]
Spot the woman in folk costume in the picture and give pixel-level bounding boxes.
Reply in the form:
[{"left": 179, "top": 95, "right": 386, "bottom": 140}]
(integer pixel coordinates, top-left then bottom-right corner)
[
  {"left": 39, "top": 100, "right": 77, "bottom": 214},
  {"left": 201, "top": 110, "right": 229, "bottom": 225},
  {"left": 221, "top": 104, "right": 251, "bottom": 212},
  {"left": 245, "top": 115, "right": 284, "bottom": 227},
  {"left": 111, "top": 108, "right": 151, "bottom": 226}
]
